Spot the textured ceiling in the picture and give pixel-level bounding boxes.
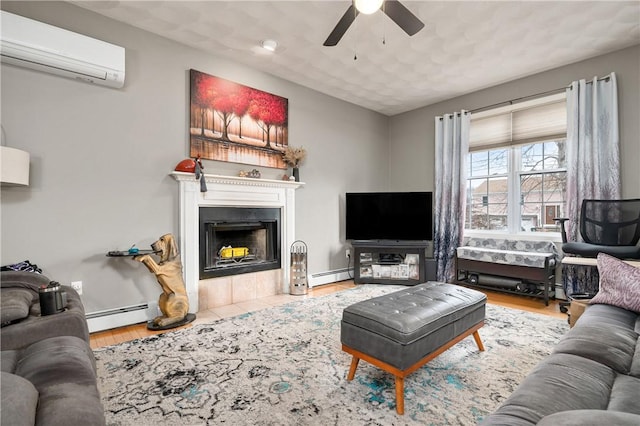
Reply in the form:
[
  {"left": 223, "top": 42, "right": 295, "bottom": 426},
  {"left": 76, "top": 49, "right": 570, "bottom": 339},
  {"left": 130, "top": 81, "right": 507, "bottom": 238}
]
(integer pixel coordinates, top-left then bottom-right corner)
[{"left": 72, "top": 1, "right": 640, "bottom": 116}]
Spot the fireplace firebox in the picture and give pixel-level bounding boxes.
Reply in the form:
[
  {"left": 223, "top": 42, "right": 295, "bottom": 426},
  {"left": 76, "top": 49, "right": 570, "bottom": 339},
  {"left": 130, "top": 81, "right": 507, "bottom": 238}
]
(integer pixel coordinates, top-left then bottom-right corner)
[{"left": 199, "top": 207, "right": 281, "bottom": 279}]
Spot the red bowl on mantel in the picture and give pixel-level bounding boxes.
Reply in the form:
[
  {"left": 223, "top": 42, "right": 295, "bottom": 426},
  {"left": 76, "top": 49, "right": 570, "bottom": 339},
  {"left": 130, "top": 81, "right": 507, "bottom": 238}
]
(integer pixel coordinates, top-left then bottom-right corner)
[{"left": 174, "top": 158, "right": 196, "bottom": 173}]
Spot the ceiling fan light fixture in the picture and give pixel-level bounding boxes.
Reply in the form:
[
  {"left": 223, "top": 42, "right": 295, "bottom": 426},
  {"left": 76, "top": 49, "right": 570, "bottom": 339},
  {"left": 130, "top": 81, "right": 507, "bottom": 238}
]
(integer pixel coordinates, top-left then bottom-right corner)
[
  {"left": 354, "top": 0, "right": 384, "bottom": 15},
  {"left": 324, "top": 0, "right": 423, "bottom": 46},
  {"left": 261, "top": 39, "right": 278, "bottom": 52}
]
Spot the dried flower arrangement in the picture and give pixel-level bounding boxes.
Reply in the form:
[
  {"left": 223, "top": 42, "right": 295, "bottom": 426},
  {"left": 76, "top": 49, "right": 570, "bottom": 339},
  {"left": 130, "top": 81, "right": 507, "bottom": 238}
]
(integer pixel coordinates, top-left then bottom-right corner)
[{"left": 282, "top": 146, "right": 307, "bottom": 168}]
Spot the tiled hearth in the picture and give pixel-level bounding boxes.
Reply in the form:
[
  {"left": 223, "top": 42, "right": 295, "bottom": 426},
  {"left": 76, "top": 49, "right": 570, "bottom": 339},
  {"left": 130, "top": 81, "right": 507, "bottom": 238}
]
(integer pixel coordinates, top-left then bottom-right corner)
[
  {"left": 171, "top": 172, "right": 303, "bottom": 312},
  {"left": 198, "top": 269, "right": 282, "bottom": 309}
]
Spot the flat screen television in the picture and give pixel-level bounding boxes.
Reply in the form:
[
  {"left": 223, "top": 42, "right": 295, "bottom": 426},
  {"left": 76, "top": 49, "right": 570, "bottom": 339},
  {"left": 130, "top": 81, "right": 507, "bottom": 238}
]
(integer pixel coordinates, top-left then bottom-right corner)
[{"left": 345, "top": 192, "right": 433, "bottom": 241}]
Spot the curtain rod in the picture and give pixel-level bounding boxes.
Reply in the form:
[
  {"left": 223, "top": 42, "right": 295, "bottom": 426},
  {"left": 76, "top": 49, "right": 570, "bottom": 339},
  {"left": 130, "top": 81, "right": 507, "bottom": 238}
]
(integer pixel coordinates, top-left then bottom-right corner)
[{"left": 468, "top": 75, "right": 611, "bottom": 115}]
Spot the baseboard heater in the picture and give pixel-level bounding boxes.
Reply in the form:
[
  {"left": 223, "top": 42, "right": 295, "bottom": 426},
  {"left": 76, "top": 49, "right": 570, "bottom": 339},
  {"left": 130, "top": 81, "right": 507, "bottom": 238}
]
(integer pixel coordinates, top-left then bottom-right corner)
[
  {"left": 309, "top": 268, "right": 352, "bottom": 288},
  {"left": 86, "top": 302, "right": 154, "bottom": 333}
]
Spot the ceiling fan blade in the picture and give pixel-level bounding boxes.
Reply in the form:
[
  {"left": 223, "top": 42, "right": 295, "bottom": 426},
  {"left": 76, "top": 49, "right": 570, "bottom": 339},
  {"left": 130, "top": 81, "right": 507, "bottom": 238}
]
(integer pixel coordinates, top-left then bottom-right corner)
[
  {"left": 323, "top": 4, "right": 359, "bottom": 46},
  {"left": 383, "top": 0, "right": 424, "bottom": 36}
]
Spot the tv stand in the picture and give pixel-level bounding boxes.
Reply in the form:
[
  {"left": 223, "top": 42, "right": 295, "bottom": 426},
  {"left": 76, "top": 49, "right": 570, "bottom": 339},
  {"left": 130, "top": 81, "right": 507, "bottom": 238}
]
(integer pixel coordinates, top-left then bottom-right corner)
[{"left": 352, "top": 241, "right": 435, "bottom": 285}]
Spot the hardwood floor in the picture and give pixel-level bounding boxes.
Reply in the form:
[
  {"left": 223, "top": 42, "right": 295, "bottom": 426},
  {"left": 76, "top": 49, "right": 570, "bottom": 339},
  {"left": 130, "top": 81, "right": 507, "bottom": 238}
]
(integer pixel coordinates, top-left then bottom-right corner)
[{"left": 89, "top": 281, "right": 566, "bottom": 349}]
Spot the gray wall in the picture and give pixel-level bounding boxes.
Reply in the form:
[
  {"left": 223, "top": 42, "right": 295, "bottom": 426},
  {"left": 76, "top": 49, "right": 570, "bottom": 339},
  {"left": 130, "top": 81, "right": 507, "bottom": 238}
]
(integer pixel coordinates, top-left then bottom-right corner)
[
  {"left": 389, "top": 44, "right": 640, "bottom": 198},
  {"left": 0, "top": 2, "right": 389, "bottom": 312}
]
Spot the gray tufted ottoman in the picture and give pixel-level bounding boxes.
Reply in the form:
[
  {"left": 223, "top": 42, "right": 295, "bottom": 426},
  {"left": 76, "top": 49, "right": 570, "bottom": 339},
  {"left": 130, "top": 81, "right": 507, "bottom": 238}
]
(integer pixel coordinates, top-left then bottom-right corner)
[{"left": 341, "top": 282, "right": 486, "bottom": 414}]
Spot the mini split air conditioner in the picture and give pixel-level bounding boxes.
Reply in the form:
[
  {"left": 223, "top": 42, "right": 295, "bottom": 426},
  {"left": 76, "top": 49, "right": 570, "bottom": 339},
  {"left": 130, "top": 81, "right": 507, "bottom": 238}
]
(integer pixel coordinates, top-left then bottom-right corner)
[{"left": 0, "top": 10, "right": 125, "bottom": 88}]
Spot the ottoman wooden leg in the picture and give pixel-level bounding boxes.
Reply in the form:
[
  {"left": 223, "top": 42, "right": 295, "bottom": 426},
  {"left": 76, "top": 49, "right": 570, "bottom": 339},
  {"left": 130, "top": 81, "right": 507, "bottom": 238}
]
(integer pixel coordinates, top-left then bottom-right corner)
[
  {"left": 347, "top": 356, "right": 360, "bottom": 381},
  {"left": 395, "top": 376, "right": 405, "bottom": 415},
  {"left": 472, "top": 330, "right": 485, "bottom": 351}
]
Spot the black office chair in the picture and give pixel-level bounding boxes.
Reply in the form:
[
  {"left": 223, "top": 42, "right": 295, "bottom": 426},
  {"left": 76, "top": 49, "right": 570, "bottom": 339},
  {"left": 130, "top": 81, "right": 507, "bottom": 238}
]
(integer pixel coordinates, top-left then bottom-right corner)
[
  {"left": 555, "top": 198, "right": 640, "bottom": 315},
  {"left": 556, "top": 199, "right": 640, "bottom": 259}
]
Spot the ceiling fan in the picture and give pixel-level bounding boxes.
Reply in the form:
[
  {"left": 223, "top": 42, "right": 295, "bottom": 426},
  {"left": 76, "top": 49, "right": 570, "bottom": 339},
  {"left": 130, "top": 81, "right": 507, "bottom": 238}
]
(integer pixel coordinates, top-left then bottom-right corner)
[{"left": 323, "top": 0, "right": 425, "bottom": 47}]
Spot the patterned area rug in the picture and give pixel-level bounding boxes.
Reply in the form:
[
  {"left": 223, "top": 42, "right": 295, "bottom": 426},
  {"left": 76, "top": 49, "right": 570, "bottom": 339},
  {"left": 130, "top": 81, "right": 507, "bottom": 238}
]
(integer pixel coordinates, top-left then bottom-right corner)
[{"left": 95, "top": 285, "right": 568, "bottom": 425}]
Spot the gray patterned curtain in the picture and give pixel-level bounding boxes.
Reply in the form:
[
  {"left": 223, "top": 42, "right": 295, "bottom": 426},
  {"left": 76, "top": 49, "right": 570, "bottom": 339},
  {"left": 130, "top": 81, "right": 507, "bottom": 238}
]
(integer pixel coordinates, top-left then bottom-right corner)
[
  {"left": 563, "top": 73, "right": 620, "bottom": 296},
  {"left": 434, "top": 111, "right": 470, "bottom": 282},
  {"left": 565, "top": 73, "right": 621, "bottom": 238}
]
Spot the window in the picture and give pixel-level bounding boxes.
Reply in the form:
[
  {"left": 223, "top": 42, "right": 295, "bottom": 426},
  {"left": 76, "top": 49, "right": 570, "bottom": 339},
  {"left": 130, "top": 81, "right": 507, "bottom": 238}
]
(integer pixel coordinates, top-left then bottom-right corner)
[{"left": 465, "top": 94, "right": 567, "bottom": 233}]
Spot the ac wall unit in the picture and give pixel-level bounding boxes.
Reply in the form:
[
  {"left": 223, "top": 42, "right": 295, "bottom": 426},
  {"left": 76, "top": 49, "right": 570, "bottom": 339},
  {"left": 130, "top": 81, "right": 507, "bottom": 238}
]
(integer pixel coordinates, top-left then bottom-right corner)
[{"left": 0, "top": 10, "right": 125, "bottom": 88}]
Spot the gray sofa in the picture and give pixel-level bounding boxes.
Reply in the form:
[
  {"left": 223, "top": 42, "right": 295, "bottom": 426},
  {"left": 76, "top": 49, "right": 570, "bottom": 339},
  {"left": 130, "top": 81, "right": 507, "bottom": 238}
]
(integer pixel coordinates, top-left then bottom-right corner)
[
  {"left": 1, "top": 271, "right": 105, "bottom": 426},
  {"left": 481, "top": 302, "right": 640, "bottom": 425},
  {"left": 1, "top": 271, "right": 90, "bottom": 350}
]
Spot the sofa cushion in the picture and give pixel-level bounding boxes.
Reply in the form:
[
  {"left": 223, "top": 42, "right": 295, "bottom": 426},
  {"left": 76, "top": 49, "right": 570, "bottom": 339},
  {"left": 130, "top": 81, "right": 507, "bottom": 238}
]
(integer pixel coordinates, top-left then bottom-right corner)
[
  {"left": 1, "top": 288, "right": 35, "bottom": 325},
  {"left": 631, "top": 339, "right": 640, "bottom": 378},
  {"left": 481, "top": 353, "right": 615, "bottom": 425},
  {"left": 537, "top": 409, "right": 640, "bottom": 426},
  {"left": 0, "top": 371, "right": 38, "bottom": 426},
  {"left": 576, "top": 303, "right": 638, "bottom": 330},
  {"left": 1, "top": 270, "right": 49, "bottom": 292},
  {"left": 608, "top": 374, "right": 640, "bottom": 414},
  {"left": 1, "top": 350, "right": 18, "bottom": 373},
  {"left": 14, "top": 336, "right": 104, "bottom": 426},
  {"left": 590, "top": 253, "right": 640, "bottom": 313},
  {"left": 552, "top": 322, "right": 637, "bottom": 374}
]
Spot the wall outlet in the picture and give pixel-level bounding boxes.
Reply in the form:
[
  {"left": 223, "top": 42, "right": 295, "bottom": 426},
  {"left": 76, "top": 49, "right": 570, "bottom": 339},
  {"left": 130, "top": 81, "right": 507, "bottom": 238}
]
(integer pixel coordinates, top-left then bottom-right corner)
[
  {"left": 345, "top": 249, "right": 351, "bottom": 259},
  {"left": 70, "top": 281, "right": 83, "bottom": 295}
]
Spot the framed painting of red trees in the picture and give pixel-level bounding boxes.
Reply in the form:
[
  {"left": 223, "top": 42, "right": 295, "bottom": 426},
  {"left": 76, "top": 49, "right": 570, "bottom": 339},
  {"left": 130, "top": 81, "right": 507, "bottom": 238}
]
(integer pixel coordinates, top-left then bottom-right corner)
[{"left": 189, "top": 69, "right": 289, "bottom": 169}]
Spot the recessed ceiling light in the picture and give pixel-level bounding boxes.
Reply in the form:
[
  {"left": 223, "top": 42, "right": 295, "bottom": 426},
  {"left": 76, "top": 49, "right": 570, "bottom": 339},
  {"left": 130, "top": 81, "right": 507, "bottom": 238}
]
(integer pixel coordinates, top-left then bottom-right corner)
[{"left": 261, "top": 39, "right": 278, "bottom": 52}]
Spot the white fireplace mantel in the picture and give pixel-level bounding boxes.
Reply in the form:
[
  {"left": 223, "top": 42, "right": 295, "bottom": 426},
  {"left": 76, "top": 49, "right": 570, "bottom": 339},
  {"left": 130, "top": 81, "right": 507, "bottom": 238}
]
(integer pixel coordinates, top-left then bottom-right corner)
[{"left": 171, "top": 172, "right": 304, "bottom": 311}]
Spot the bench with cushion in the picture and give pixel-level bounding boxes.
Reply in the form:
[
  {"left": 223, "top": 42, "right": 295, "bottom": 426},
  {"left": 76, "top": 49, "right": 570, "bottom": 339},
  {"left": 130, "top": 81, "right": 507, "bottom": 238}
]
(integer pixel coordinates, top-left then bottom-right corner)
[{"left": 456, "top": 237, "right": 558, "bottom": 305}]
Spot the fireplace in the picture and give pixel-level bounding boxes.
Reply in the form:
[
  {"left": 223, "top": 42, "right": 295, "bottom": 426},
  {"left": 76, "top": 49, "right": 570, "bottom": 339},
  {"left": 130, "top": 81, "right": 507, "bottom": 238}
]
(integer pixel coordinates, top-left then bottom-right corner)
[
  {"left": 171, "top": 172, "right": 303, "bottom": 310},
  {"left": 199, "top": 207, "right": 281, "bottom": 279}
]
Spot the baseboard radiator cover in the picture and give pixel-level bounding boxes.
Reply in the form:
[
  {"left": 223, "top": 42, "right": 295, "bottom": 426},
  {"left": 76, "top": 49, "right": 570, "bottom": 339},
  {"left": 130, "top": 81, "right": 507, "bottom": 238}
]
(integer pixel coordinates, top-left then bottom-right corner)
[
  {"left": 308, "top": 268, "right": 352, "bottom": 288},
  {"left": 86, "top": 302, "right": 157, "bottom": 333}
]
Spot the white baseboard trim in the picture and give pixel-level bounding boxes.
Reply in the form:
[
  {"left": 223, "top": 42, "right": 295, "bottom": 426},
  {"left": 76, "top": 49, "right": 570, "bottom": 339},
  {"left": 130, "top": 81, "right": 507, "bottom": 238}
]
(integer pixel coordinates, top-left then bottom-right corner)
[
  {"left": 308, "top": 268, "right": 353, "bottom": 288},
  {"left": 86, "top": 302, "right": 157, "bottom": 333}
]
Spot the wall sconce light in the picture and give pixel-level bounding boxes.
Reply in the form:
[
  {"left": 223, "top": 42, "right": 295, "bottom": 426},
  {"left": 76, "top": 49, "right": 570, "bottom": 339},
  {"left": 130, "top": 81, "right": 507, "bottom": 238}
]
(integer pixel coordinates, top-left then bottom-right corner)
[
  {"left": 0, "top": 135, "right": 30, "bottom": 187},
  {"left": 1, "top": 146, "right": 30, "bottom": 186},
  {"left": 1, "top": 125, "right": 30, "bottom": 186}
]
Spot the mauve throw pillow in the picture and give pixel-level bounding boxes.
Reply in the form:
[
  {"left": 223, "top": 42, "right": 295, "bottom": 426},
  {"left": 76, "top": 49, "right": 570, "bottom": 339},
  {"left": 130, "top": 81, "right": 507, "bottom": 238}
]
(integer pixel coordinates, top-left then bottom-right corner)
[{"left": 590, "top": 253, "right": 640, "bottom": 313}]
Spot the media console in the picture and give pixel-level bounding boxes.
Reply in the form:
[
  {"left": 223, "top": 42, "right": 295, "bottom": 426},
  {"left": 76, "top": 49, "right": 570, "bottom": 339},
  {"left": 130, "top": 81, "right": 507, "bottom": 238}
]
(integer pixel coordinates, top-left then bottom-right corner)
[{"left": 352, "top": 240, "right": 436, "bottom": 285}]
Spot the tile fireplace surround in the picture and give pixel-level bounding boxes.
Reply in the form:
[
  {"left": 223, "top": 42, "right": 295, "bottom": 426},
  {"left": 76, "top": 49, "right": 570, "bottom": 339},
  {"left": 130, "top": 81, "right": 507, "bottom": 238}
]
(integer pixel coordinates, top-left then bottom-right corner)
[{"left": 171, "top": 172, "right": 304, "bottom": 312}]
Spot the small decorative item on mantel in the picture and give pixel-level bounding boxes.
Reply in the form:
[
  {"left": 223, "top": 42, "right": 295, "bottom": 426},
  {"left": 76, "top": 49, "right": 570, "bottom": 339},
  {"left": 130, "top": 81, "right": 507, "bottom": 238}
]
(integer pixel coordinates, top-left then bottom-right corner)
[
  {"left": 174, "top": 157, "right": 207, "bottom": 192},
  {"left": 239, "top": 169, "right": 261, "bottom": 179},
  {"left": 282, "top": 146, "right": 307, "bottom": 182}
]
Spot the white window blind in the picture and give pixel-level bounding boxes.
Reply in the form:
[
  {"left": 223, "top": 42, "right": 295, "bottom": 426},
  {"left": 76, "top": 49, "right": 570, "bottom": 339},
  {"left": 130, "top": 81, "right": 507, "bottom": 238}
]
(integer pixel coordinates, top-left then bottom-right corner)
[{"left": 469, "top": 93, "right": 567, "bottom": 151}]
